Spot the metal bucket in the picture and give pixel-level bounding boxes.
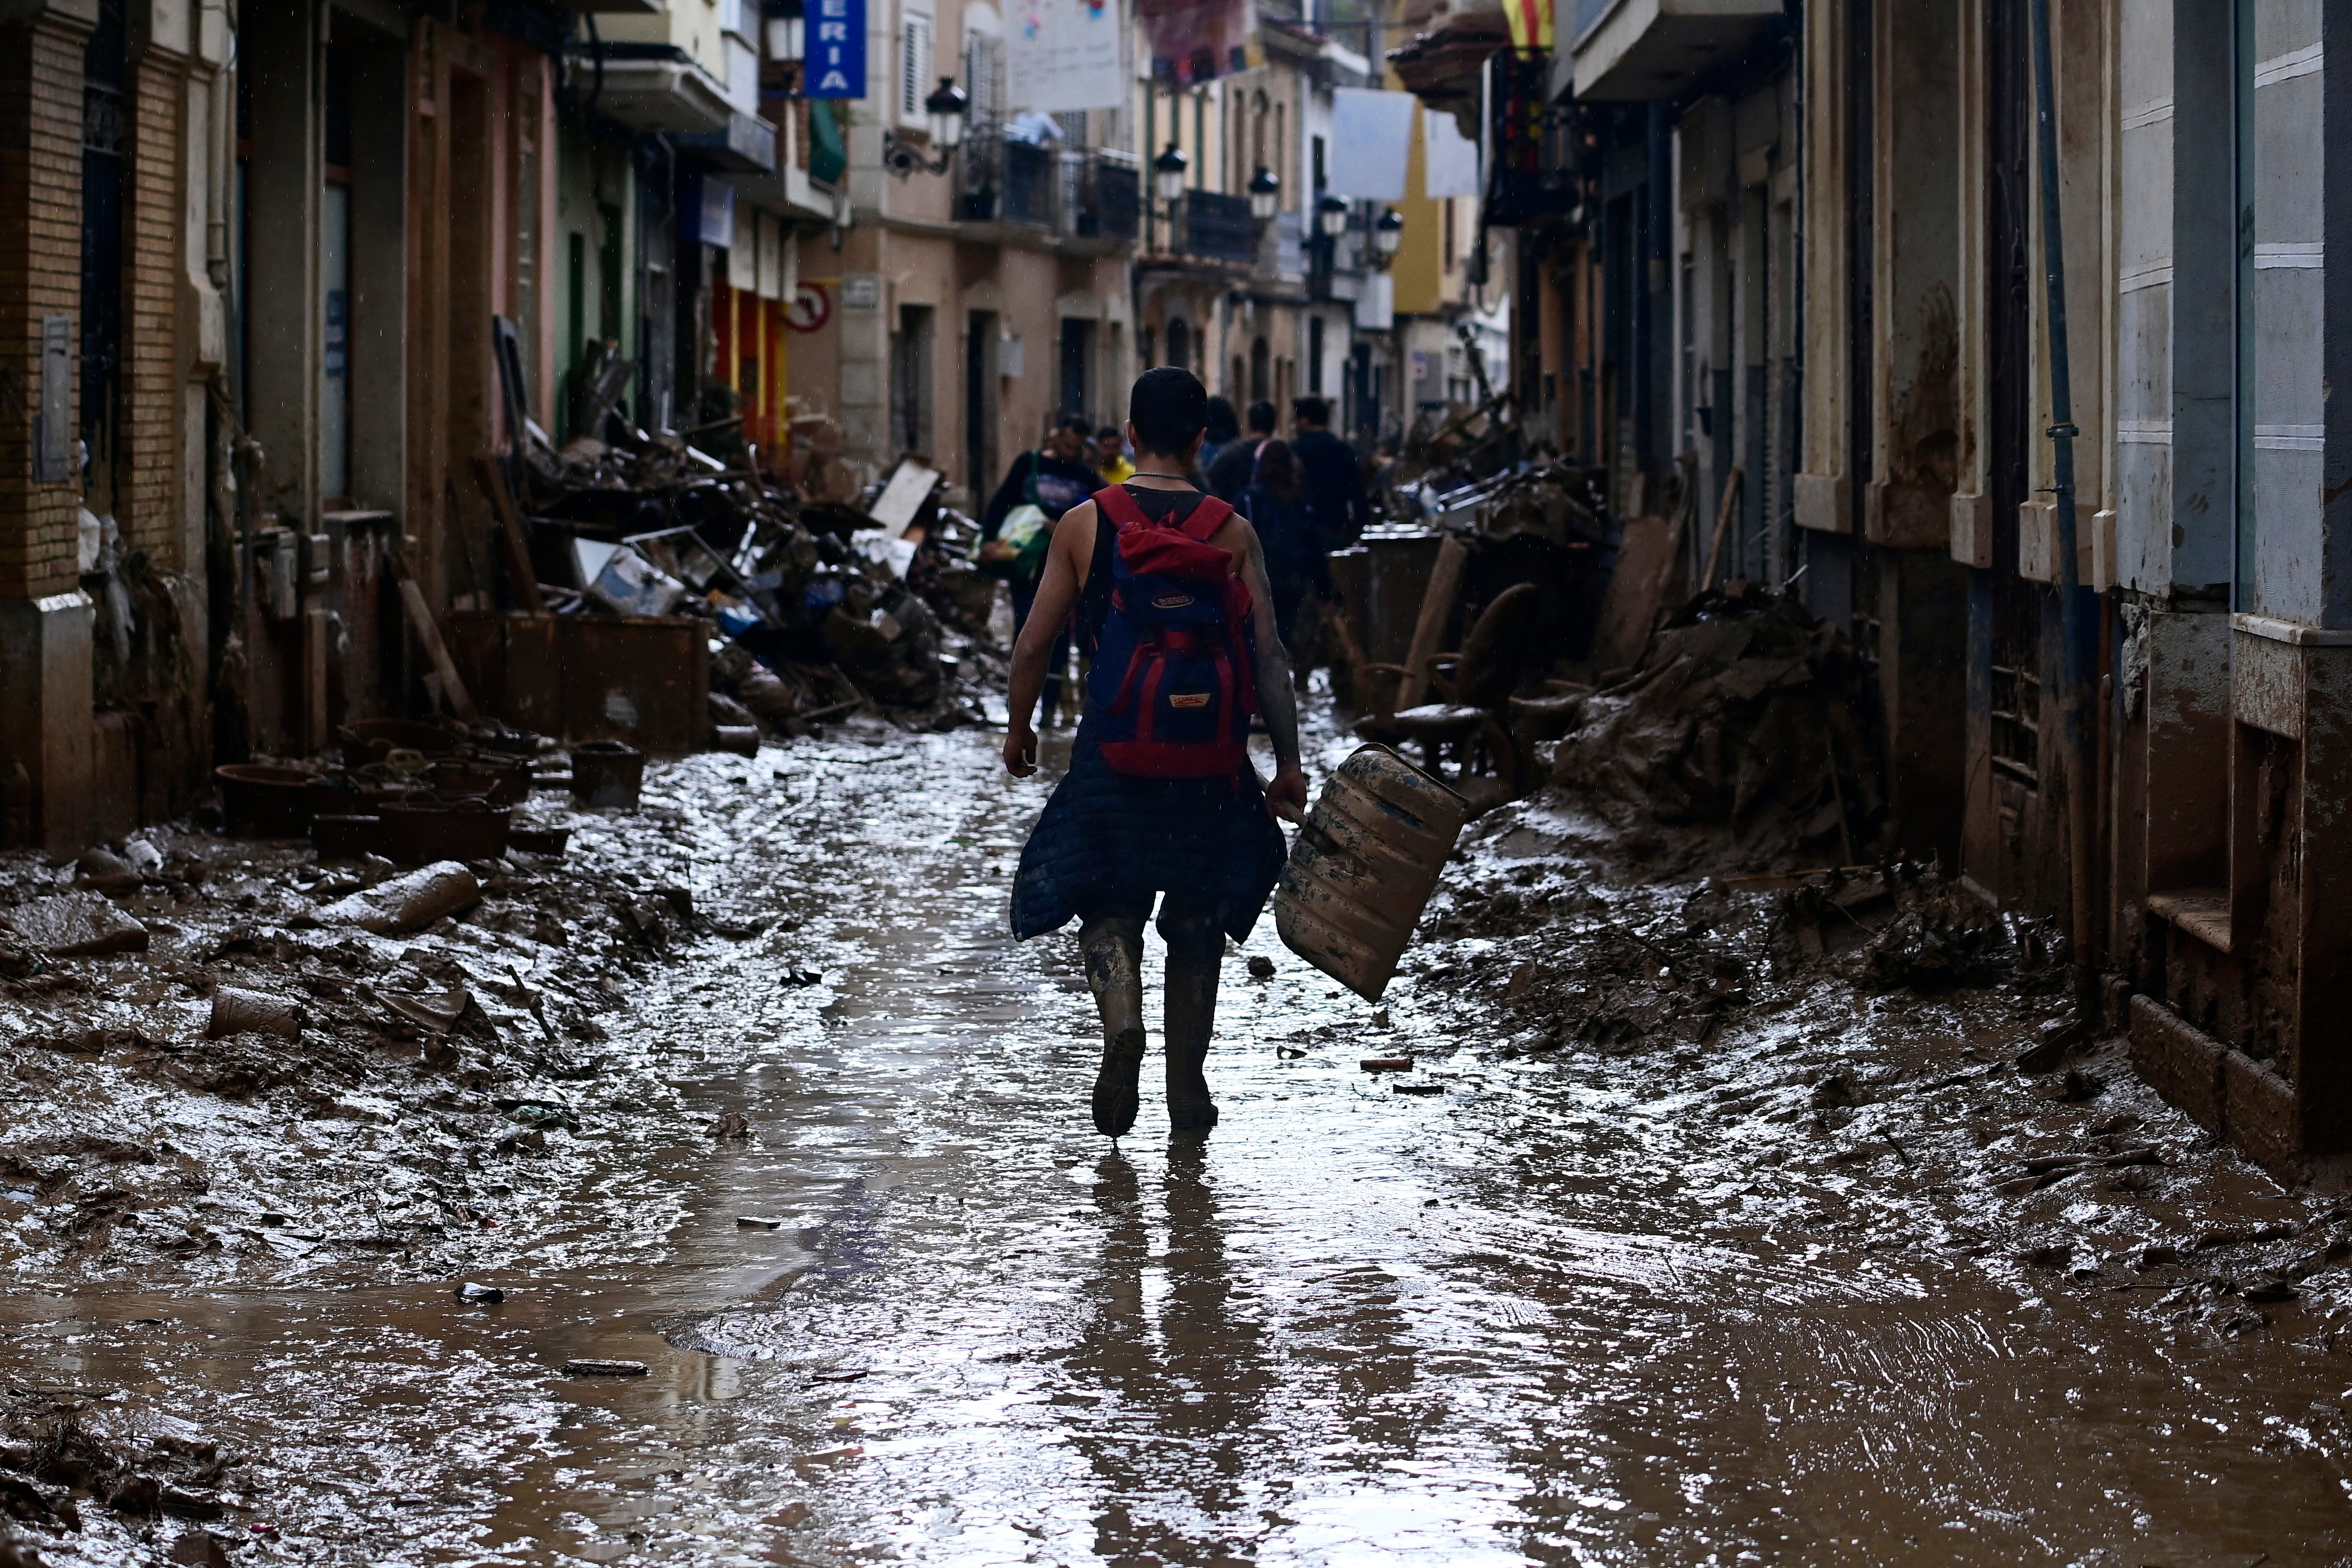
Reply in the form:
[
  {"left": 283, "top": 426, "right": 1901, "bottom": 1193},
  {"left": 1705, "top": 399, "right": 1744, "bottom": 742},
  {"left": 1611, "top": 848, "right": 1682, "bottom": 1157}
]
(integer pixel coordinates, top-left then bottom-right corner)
[{"left": 1273, "top": 744, "right": 1471, "bottom": 1002}]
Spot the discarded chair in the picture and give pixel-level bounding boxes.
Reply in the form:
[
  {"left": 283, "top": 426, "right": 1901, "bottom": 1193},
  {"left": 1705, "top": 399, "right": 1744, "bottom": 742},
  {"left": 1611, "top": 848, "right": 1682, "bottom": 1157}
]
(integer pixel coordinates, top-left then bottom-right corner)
[{"left": 1355, "top": 581, "right": 1545, "bottom": 813}]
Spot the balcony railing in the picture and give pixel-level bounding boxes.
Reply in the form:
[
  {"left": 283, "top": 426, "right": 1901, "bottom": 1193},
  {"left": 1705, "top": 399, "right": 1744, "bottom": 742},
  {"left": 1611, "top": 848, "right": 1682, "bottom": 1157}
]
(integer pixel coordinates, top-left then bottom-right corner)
[
  {"left": 957, "top": 131, "right": 1139, "bottom": 246},
  {"left": 1080, "top": 154, "right": 1141, "bottom": 241},
  {"left": 1181, "top": 190, "right": 1256, "bottom": 265},
  {"left": 1486, "top": 49, "right": 1579, "bottom": 226}
]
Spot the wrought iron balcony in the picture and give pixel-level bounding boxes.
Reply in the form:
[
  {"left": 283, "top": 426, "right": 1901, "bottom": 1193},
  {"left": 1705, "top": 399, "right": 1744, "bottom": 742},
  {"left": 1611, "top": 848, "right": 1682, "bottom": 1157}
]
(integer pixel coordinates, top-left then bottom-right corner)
[
  {"left": 1485, "top": 48, "right": 1580, "bottom": 226},
  {"left": 955, "top": 131, "right": 1138, "bottom": 247},
  {"left": 1181, "top": 190, "right": 1256, "bottom": 265}
]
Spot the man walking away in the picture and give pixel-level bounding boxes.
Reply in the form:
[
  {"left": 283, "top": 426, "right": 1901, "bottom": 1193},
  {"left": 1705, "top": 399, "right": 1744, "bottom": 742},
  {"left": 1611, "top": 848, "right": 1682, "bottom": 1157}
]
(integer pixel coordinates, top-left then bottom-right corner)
[
  {"left": 1004, "top": 368, "right": 1307, "bottom": 1139},
  {"left": 1198, "top": 397, "right": 1240, "bottom": 475},
  {"left": 1239, "top": 439, "right": 1325, "bottom": 648},
  {"left": 1208, "top": 399, "right": 1276, "bottom": 502},
  {"left": 981, "top": 414, "right": 1099, "bottom": 721},
  {"left": 1291, "top": 396, "right": 1370, "bottom": 554}
]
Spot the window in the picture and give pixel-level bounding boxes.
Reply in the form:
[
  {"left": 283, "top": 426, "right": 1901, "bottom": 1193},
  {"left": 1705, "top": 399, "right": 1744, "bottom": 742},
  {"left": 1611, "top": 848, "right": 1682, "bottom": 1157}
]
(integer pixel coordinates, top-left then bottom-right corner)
[
  {"left": 964, "top": 31, "right": 1000, "bottom": 123},
  {"left": 1311, "top": 132, "right": 1325, "bottom": 192},
  {"left": 900, "top": 12, "right": 933, "bottom": 125},
  {"left": 1442, "top": 199, "right": 1455, "bottom": 274},
  {"left": 1307, "top": 314, "right": 1323, "bottom": 394},
  {"left": 1166, "top": 317, "right": 1190, "bottom": 372},
  {"left": 891, "top": 304, "right": 934, "bottom": 456},
  {"left": 1059, "top": 317, "right": 1092, "bottom": 420}
]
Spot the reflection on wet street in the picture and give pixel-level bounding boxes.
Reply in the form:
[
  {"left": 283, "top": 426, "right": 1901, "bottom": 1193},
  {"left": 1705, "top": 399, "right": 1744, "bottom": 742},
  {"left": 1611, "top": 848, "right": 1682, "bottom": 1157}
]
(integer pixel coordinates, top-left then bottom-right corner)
[{"left": 6, "top": 719, "right": 2352, "bottom": 1566}]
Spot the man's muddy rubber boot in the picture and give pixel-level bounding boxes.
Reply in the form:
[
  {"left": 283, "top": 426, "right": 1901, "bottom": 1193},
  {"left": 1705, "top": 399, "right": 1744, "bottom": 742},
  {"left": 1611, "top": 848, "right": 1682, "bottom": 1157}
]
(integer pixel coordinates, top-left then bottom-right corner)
[
  {"left": 1080, "top": 918, "right": 1146, "bottom": 1137},
  {"left": 1163, "top": 949, "right": 1221, "bottom": 1136},
  {"left": 1091, "top": 1026, "right": 1147, "bottom": 1137}
]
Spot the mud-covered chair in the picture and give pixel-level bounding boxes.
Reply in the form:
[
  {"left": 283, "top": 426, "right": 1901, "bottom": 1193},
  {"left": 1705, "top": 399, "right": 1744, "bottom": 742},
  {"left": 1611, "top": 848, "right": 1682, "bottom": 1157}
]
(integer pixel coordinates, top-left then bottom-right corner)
[{"left": 1357, "top": 584, "right": 1544, "bottom": 810}]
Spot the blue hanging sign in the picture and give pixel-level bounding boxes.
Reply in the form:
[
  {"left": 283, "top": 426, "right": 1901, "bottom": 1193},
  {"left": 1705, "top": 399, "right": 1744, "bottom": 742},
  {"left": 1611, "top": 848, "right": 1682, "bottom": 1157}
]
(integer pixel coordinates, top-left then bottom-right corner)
[{"left": 805, "top": 0, "right": 865, "bottom": 98}]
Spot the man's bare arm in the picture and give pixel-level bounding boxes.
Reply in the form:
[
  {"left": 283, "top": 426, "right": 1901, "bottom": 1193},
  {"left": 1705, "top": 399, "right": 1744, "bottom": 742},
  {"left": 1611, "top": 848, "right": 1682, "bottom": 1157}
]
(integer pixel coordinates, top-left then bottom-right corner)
[
  {"left": 1003, "top": 502, "right": 1093, "bottom": 776},
  {"left": 1236, "top": 523, "right": 1303, "bottom": 778}
]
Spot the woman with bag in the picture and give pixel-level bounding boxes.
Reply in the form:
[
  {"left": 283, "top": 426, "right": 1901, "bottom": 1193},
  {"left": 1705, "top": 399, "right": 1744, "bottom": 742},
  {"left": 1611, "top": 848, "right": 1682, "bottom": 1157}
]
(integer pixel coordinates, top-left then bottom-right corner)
[{"left": 980, "top": 414, "right": 1100, "bottom": 722}]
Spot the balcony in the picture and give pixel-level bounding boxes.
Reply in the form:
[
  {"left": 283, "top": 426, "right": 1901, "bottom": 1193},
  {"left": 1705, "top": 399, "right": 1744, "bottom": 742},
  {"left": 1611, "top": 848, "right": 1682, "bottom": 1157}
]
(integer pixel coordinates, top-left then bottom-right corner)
[
  {"left": 1486, "top": 49, "right": 1580, "bottom": 226},
  {"left": 1078, "top": 155, "right": 1141, "bottom": 243},
  {"left": 1568, "top": 0, "right": 1783, "bottom": 100},
  {"left": 956, "top": 135, "right": 1141, "bottom": 250},
  {"left": 1182, "top": 191, "right": 1256, "bottom": 266},
  {"left": 587, "top": 45, "right": 734, "bottom": 136}
]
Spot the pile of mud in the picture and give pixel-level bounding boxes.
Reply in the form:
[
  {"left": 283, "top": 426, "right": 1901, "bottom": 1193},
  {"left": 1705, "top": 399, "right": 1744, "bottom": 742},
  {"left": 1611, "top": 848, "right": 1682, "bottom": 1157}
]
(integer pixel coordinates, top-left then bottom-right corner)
[
  {"left": 1548, "top": 586, "right": 1882, "bottom": 875},
  {"left": 0, "top": 1387, "right": 243, "bottom": 1541}
]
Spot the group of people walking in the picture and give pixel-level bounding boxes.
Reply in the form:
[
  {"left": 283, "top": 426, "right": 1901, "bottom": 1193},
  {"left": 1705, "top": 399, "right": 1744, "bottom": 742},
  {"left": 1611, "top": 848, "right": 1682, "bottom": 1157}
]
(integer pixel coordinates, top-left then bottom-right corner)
[{"left": 977, "top": 392, "right": 1370, "bottom": 716}]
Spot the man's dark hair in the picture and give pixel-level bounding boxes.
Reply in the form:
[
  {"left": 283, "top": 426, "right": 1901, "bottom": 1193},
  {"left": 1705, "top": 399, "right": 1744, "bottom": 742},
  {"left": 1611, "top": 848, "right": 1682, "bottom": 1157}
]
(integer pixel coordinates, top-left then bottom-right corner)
[
  {"left": 1204, "top": 396, "right": 1240, "bottom": 443},
  {"left": 1056, "top": 413, "right": 1093, "bottom": 435},
  {"left": 1246, "top": 400, "right": 1277, "bottom": 435},
  {"left": 1128, "top": 366, "right": 1208, "bottom": 455},
  {"left": 1293, "top": 396, "right": 1331, "bottom": 428},
  {"left": 1094, "top": 424, "right": 1124, "bottom": 445}
]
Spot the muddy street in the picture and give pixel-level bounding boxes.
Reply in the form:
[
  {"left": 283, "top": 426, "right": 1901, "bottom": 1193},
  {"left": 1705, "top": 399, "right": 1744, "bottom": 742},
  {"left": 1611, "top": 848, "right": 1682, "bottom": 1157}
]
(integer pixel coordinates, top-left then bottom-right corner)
[{"left": 3, "top": 713, "right": 2351, "bottom": 1567}]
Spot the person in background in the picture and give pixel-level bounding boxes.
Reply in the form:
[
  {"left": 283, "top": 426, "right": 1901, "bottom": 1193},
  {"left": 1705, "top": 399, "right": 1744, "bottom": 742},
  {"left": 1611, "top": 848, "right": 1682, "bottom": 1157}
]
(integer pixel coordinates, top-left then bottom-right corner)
[
  {"left": 1197, "top": 397, "right": 1240, "bottom": 476},
  {"left": 1238, "top": 438, "right": 1326, "bottom": 650},
  {"left": 1290, "top": 396, "right": 1370, "bottom": 554},
  {"left": 1093, "top": 424, "right": 1135, "bottom": 485},
  {"left": 1208, "top": 399, "right": 1277, "bottom": 503},
  {"left": 981, "top": 414, "right": 1099, "bottom": 721},
  {"left": 1003, "top": 367, "right": 1304, "bottom": 1139}
]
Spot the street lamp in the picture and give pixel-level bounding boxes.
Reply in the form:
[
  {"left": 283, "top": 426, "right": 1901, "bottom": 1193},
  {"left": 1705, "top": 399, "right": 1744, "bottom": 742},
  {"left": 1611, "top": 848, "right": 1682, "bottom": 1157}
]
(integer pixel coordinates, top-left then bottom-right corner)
[
  {"left": 1248, "top": 165, "right": 1280, "bottom": 222},
  {"left": 882, "top": 76, "right": 967, "bottom": 177},
  {"left": 1315, "top": 192, "right": 1348, "bottom": 240},
  {"left": 925, "top": 77, "right": 968, "bottom": 150},
  {"left": 763, "top": 8, "right": 803, "bottom": 62},
  {"left": 1154, "top": 142, "right": 1189, "bottom": 205},
  {"left": 1373, "top": 206, "right": 1403, "bottom": 258}
]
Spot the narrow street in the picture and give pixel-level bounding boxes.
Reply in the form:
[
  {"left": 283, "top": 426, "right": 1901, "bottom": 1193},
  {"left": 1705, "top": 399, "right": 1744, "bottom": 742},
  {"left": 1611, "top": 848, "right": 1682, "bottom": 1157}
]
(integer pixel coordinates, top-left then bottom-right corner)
[{"left": 4, "top": 709, "right": 2349, "bottom": 1567}]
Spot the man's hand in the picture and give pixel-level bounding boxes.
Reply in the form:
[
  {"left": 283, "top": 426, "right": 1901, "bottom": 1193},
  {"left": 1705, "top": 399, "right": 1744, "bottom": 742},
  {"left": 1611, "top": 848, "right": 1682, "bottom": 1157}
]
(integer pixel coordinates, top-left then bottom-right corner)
[
  {"left": 1265, "top": 762, "right": 1308, "bottom": 821},
  {"left": 977, "top": 539, "right": 1016, "bottom": 565},
  {"left": 1003, "top": 723, "right": 1039, "bottom": 779}
]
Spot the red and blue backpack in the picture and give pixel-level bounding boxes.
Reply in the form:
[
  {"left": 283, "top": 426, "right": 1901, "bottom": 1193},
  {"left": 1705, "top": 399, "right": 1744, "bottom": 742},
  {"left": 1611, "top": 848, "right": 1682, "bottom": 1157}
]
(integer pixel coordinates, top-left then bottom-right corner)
[{"left": 1083, "top": 484, "right": 1258, "bottom": 779}]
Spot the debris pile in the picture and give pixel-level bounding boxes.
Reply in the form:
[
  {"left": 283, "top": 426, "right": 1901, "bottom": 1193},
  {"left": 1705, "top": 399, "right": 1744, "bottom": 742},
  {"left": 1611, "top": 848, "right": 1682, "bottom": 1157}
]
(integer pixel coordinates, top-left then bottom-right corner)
[
  {"left": 511, "top": 414, "right": 1000, "bottom": 734},
  {"left": 1547, "top": 585, "right": 1883, "bottom": 874}
]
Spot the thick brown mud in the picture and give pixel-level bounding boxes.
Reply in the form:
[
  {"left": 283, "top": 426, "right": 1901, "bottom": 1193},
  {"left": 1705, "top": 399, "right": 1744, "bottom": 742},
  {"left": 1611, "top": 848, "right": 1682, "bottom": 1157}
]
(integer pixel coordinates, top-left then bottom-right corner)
[{"left": 3, "top": 715, "right": 2350, "bottom": 1566}]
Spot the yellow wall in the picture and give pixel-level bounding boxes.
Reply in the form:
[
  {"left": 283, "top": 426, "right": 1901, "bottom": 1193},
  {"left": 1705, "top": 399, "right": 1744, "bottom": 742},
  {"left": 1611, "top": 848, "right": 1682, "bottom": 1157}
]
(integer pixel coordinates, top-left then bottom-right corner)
[{"left": 1394, "top": 104, "right": 1458, "bottom": 317}]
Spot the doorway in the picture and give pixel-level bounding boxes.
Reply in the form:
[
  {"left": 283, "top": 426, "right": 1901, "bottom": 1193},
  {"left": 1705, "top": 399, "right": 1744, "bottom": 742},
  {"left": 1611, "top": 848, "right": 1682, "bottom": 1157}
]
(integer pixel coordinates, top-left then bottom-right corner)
[{"left": 966, "top": 310, "right": 998, "bottom": 493}]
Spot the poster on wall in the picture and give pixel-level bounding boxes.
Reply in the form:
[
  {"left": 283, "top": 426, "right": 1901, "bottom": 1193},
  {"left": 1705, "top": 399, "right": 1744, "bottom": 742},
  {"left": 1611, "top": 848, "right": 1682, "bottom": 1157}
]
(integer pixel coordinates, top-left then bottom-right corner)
[
  {"left": 806, "top": 0, "right": 866, "bottom": 96},
  {"left": 1006, "top": 0, "right": 1125, "bottom": 112},
  {"left": 1136, "top": 0, "right": 1247, "bottom": 85}
]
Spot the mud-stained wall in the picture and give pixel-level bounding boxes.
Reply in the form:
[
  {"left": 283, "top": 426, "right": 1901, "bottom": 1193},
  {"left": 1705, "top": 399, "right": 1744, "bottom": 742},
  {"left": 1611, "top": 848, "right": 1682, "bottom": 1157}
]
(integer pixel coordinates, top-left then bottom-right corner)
[{"left": 1868, "top": 0, "right": 1961, "bottom": 552}]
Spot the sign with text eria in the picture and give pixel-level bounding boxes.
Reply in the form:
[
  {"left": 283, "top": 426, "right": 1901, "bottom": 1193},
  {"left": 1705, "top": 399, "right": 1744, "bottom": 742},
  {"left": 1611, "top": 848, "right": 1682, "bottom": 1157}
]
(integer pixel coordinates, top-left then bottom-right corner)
[{"left": 806, "top": 0, "right": 865, "bottom": 97}]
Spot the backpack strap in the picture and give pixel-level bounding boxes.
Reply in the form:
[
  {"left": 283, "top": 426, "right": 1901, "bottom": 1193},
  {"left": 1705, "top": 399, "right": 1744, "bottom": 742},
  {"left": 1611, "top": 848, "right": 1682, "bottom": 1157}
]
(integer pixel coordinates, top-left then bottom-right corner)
[
  {"left": 1174, "top": 494, "right": 1236, "bottom": 542},
  {"left": 1091, "top": 483, "right": 1148, "bottom": 530}
]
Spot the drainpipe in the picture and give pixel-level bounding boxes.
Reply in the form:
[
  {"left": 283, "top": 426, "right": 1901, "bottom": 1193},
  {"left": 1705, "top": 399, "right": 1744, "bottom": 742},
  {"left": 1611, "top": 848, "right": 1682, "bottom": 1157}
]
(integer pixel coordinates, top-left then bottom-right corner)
[{"left": 2028, "top": 0, "right": 2096, "bottom": 1013}]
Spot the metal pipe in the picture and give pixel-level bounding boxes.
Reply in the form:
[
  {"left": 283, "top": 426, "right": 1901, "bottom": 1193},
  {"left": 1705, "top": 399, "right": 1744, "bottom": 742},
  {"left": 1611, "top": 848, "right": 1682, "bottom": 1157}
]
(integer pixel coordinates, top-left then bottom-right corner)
[{"left": 2028, "top": 0, "right": 2097, "bottom": 1008}]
